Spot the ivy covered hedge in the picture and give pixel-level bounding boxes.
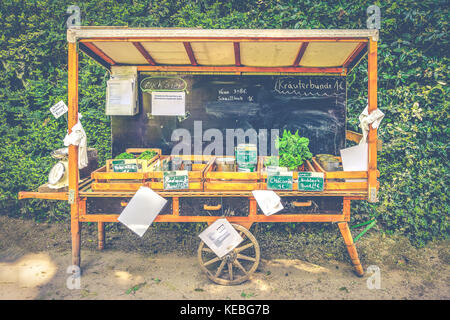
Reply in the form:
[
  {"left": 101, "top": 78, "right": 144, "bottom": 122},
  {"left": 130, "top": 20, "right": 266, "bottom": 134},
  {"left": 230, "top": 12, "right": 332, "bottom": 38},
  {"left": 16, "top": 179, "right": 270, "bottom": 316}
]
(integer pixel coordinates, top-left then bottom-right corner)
[{"left": 0, "top": 0, "right": 448, "bottom": 246}]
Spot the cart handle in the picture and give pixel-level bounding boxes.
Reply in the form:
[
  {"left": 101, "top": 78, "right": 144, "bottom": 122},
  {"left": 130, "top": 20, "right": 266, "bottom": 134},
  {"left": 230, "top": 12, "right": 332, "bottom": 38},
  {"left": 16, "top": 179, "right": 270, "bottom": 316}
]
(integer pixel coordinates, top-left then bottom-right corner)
[
  {"left": 203, "top": 204, "right": 222, "bottom": 211},
  {"left": 292, "top": 201, "right": 312, "bottom": 207}
]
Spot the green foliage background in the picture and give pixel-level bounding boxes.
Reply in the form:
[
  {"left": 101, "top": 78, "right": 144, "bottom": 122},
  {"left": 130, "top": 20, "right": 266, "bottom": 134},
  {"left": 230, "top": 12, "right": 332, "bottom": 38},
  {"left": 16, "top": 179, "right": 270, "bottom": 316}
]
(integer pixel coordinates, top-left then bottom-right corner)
[{"left": 0, "top": 0, "right": 448, "bottom": 246}]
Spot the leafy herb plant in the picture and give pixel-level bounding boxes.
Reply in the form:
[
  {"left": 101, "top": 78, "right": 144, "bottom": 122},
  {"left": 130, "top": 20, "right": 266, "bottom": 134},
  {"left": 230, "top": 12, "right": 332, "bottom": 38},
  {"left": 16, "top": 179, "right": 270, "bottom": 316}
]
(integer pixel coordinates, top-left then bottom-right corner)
[
  {"left": 115, "top": 152, "right": 135, "bottom": 160},
  {"left": 273, "top": 130, "right": 313, "bottom": 170},
  {"left": 137, "top": 150, "right": 157, "bottom": 160}
]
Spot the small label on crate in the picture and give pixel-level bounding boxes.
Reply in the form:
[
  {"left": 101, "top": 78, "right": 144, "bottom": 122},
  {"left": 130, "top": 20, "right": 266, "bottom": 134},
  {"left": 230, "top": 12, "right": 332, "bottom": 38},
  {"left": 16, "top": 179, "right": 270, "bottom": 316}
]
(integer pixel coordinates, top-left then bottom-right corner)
[
  {"left": 235, "top": 145, "right": 257, "bottom": 165},
  {"left": 163, "top": 170, "right": 189, "bottom": 190},
  {"left": 267, "top": 171, "right": 293, "bottom": 190},
  {"left": 297, "top": 172, "right": 324, "bottom": 191},
  {"left": 112, "top": 160, "right": 139, "bottom": 172}
]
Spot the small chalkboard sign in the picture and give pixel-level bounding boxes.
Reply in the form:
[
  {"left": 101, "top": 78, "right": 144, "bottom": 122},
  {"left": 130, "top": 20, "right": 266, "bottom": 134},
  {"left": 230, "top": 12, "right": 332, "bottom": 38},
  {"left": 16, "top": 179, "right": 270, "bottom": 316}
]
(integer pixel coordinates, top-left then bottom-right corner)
[
  {"left": 112, "top": 160, "right": 139, "bottom": 172},
  {"left": 163, "top": 171, "right": 189, "bottom": 190},
  {"left": 267, "top": 172, "right": 293, "bottom": 190},
  {"left": 297, "top": 172, "right": 324, "bottom": 191}
]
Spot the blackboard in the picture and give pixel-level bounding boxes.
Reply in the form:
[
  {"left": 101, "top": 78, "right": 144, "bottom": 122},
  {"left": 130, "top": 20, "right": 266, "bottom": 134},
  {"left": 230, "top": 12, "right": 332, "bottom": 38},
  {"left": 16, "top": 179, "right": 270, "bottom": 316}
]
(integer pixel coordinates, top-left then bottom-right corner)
[{"left": 112, "top": 75, "right": 346, "bottom": 157}]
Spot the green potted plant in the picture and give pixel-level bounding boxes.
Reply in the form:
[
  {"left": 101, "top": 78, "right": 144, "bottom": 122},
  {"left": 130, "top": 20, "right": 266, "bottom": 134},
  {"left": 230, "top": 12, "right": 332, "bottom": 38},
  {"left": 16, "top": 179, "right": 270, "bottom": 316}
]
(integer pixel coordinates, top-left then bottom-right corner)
[{"left": 265, "top": 130, "right": 313, "bottom": 171}]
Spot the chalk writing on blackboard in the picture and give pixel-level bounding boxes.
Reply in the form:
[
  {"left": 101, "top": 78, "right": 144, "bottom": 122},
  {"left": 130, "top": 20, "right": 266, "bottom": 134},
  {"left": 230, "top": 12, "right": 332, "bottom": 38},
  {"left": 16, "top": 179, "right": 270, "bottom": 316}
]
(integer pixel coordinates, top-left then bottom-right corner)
[
  {"left": 273, "top": 78, "right": 345, "bottom": 96},
  {"left": 141, "top": 77, "right": 187, "bottom": 92},
  {"left": 217, "top": 87, "right": 255, "bottom": 102}
]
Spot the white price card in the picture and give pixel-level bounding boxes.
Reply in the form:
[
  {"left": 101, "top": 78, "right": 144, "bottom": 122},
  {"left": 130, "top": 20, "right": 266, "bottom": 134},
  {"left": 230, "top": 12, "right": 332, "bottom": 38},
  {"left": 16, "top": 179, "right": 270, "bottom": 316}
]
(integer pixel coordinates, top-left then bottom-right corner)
[
  {"left": 50, "top": 100, "right": 68, "bottom": 119},
  {"left": 198, "top": 219, "right": 243, "bottom": 258}
]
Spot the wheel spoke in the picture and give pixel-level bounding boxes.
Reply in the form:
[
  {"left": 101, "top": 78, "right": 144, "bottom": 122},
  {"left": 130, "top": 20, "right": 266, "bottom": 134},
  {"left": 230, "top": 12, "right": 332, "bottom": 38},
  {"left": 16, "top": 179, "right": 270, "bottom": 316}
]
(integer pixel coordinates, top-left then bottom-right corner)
[
  {"left": 235, "top": 242, "right": 254, "bottom": 253},
  {"left": 228, "top": 262, "right": 233, "bottom": 281},
  {"left": 239, "top": 231, "right": 247, "bottom": 241},
  {"left": 202, "top": 247, "right": 213, "bottom": 253},
  {"left": 215, "top": 259, "right": 227, "bottom": 278},
  {"left": 204, "top": 256, "right": 220, "bottom": 267},
  {"left": 233, "top": 259, "right": 248, "bottom": 275},
  {"left": 237, "top": 253, "right": 256, "bottom": 262}
]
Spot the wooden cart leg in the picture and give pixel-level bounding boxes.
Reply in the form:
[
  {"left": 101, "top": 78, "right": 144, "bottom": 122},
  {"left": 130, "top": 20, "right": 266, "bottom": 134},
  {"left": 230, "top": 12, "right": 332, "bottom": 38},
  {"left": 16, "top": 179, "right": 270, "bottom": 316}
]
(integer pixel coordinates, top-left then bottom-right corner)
[
  {"left": 338, "top": 222, "right": 364, "bottom": 276},
  {"left": 98, "top": 222, "right": 105, "bottom": 250},
  {"left": 71, "top": 219, "right": 81, "bottom": 267}
]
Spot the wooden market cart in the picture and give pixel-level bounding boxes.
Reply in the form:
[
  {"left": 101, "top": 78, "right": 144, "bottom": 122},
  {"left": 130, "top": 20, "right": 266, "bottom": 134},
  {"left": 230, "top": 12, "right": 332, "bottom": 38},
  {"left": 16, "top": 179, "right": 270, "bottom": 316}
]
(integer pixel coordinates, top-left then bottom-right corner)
[{"left": 19, "top": 27, "right": 380, "bottom": 285}]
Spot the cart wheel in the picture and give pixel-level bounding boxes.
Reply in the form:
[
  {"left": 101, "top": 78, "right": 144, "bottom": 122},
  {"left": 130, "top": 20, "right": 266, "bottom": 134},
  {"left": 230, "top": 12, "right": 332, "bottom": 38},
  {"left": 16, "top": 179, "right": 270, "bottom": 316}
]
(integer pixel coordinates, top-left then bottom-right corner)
[{"left": 197, "top": 223, "right": 260, "bottom": 285}]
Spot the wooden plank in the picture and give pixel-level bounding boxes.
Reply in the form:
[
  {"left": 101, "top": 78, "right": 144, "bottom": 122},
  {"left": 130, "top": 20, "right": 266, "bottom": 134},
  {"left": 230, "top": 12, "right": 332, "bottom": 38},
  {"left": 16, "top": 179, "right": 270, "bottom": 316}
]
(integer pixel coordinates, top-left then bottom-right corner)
[
  {"left": 292, "top": 42, "right": 309, "bottom": 66},
  {"left": 325, "top": 182, "right": 367, "bottom": 190},
  {"left": 204, "top": 182, "right": 261, "bottom": 191},
  {"left": 18, "top": 191, "right": 68, "bottom": 200},
  {"left": 183, "top": 42, "right": 198, "bottom": 66},
  {"left": 132, "top": 42, "right": 156, "bottom": 65}
]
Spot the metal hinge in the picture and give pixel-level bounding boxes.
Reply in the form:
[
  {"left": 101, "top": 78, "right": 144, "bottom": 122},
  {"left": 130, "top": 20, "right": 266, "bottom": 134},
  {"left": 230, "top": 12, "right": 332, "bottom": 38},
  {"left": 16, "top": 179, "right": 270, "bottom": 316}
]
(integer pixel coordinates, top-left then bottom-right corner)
[
  {"left": 369, "top": 187, "right": 378, "bottom": 203},
  {"left": 68, "top": 189, "right": 75, "bottom": 204}
]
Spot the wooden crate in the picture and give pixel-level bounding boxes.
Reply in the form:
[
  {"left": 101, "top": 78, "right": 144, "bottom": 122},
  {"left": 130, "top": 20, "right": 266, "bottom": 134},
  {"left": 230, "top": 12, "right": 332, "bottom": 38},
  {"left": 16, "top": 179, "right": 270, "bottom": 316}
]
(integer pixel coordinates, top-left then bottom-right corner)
[
  {"left": 204, "top": 156, "right": 262, "bottom": 191},
  {"left": 260, "top": 156, "right": 378, "bottom": 192},
  {"left": 91, "top": 148, "right": 161, "bottom": 191},
  {"left": 105, "top": 148, "right": 161, "bottom": 173},
  {"left": 146, "top": 155, "right": 213, "bottom": 191}
]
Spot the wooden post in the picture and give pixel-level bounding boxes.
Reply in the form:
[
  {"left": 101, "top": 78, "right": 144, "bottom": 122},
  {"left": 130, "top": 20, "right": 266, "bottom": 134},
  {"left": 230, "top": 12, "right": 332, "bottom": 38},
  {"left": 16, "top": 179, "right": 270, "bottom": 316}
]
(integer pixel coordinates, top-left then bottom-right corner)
[
  {"left": 98, "top": 222, "right": 105, "bottom": 250},
  {"left": 338, "top": 222, "right": 364, "bottom": 276},
  {"left": 367, "top": 38, "right": 378, "bottom": 202},
  {"left": 68, "top": 41, "right": 81, "bottom": 266}
]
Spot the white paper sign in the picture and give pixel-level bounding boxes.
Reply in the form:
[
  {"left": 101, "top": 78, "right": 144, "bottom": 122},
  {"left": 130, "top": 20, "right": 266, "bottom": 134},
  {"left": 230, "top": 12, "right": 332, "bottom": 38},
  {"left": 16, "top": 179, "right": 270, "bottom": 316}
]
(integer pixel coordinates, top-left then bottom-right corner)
[
  {"left": 151, "top": 91, "right": 185, "bottom": 116},
  {"left": 252, "top": 190, "right": 284, "bottom": 216},
  {"left": 198, "top": 219, "right": 243, "bottom": 258},
  {"left": 340, "top": 142, "right": 368, "bottom": 182},
  {"left": 50, "top": 100, "right": 68, "bottom": 119},
  {"left": 118, "top": 187, "right": 167, "bottom": 237}
]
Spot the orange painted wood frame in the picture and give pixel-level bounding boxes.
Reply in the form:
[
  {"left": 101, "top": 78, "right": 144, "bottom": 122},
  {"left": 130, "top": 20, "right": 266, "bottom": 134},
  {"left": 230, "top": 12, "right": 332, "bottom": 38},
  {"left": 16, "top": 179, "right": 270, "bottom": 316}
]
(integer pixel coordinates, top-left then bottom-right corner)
[
  {"left": 367, "top": 39, "right": 378, "bottom": 202},
  {"left": 60, "top": 33, "right": 376, "bottom": 276},
  {"left": 68, "top": 42, "right": 81, "bottom": 267}
]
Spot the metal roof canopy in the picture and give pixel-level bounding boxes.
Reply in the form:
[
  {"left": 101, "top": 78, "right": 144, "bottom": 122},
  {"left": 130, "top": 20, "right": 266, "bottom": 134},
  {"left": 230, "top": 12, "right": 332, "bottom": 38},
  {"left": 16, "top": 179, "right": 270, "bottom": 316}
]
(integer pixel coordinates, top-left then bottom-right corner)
[{"left": 68, "top": 27, "right": 378, "bottom": 75}]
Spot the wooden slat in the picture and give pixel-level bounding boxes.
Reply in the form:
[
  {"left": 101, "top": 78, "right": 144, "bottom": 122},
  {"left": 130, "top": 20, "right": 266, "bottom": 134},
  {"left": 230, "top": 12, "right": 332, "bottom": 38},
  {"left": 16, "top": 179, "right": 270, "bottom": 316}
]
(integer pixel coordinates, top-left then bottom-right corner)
[
  {"left": 183, "top": 42, "right": 198, "bottom": 66},
  {"left": 82, "top": 42, "right": 115, "bottom": 65},
  {"left": 233, "top": 42, "right": 241, "bottom": 66},
  {"left": 79, "top": 190, "right": 368, "bottom": 198},
  {"left": 325, "top": 182, "right": 367, "bottom": 191},
  {"left": 342, "top": 42, "right": 366, "bottom": 68},
  {"left": 292, "top": 42, "right": 309, "bottom": 66},
  {"left": 79, "top": 213, "right": 346, "bottom": 223},
  {"left": 137, "top": 65, "right": 343, "bottom": 74},
  {"left": 132, "top": 42, "right": 156, "bottom": 65}
]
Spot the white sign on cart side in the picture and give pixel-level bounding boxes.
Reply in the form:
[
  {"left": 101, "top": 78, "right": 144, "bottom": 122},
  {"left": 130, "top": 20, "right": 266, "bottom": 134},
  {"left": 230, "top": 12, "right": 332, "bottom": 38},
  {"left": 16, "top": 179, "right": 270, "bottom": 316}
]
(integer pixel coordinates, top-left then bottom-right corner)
[{"left": 198, "top": 219, "right": 243, "bottom": 258}]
